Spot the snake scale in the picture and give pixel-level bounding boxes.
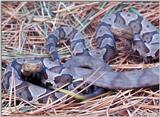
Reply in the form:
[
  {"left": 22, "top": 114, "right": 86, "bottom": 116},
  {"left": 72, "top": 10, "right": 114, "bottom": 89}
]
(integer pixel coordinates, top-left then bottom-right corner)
[{"left": 2, "top": 11, "right": 159, "bottom": 103}]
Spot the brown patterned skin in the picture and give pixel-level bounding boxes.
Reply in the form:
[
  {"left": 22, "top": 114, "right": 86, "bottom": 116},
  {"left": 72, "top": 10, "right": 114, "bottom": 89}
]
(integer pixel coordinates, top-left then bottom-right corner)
[
  {"left": 94, "top": 12, "right": 159, "bottom": 62},
  {"left": 2, "top": 26, "right": 98, "bottom": 103},
  {"left": 2, "top": 11, "right": 159, "bottom": 103},
  {"left": 21, "top": 60, "right": 43, "bottom": 77}
]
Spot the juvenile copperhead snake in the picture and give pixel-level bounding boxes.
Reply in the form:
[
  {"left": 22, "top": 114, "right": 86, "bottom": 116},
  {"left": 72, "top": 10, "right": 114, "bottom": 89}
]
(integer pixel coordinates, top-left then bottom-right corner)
[{"left": 2, "top": 11, "right": 159, "bottom": 103}]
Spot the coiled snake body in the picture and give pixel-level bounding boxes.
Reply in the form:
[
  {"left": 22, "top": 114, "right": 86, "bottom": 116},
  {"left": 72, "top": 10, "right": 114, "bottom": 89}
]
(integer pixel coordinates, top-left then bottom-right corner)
[{"left": 2, "top": 12, "right": 159, "bottom": 103}]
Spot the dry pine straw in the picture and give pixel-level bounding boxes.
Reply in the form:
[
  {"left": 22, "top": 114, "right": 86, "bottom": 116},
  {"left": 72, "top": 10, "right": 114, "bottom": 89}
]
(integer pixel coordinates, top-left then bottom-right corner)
[{"left": 1, "top": 1, "right": 160, "bottom": 116}]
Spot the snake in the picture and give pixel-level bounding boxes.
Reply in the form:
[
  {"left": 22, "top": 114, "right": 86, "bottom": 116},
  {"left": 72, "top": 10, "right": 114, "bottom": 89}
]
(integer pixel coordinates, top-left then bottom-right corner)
[{"left": 2, "top": 11, "right": 159, "bottom": 103}]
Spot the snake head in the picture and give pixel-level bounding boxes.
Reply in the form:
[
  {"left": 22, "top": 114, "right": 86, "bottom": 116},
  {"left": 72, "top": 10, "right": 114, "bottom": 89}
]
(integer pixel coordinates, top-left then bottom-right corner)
[{"left": 21, "top": 59, "right": 43, "bottom": 76}]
